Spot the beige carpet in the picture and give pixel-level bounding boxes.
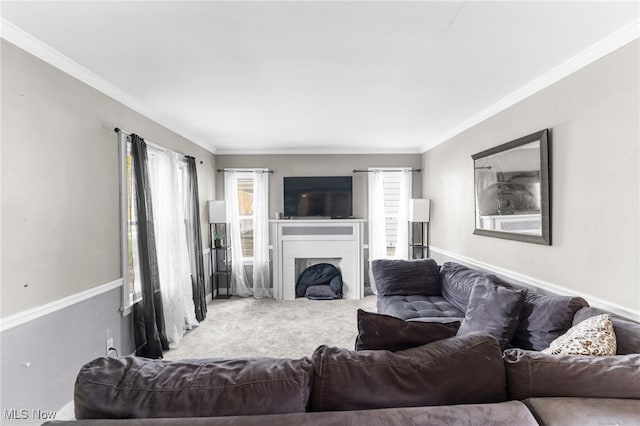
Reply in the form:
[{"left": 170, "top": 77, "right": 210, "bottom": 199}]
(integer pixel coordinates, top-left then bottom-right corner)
[{"left": 163, "top": 295, "right": 378, "bottom": 360}]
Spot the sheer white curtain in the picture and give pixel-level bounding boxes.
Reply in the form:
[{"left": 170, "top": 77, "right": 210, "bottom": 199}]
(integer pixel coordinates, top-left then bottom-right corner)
[
  {"left": 367, "top": 168, "right": 412, "bottom": 293},
  {"left": 252, "top": 170, "right": 272, "bottom": 298},
  {"left": 224, "top": 171, "right": 252, "bottom": 297},
  {"left": 224, "top": 169, "right": 272, "bottom": 298},
  {"left": 395, "top": 169, "right": 411, "bottom": 260},
  {"left": 367, "top": 170, "right": 387, "bottom": 294},
  {"left": 149, "top": 151, "right": 198, "bottom": 348}
]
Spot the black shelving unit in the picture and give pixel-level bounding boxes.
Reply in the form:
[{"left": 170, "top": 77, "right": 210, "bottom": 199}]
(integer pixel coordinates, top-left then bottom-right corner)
[
  {"left": 210, "top": 222, "right": 231, "bottom": 299},
  {"left": 409, "top": 221, "right": 430, "bottom": 259}
]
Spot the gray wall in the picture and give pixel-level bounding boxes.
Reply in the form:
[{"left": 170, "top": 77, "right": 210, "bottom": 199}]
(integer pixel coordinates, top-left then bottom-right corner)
[
  {"left": 215, "top": 154, "right": 421, "bottom": 289},
  {"left": 1, "top": 287, "right": 131, "bottom": 422},
  {"left": 422, "top": 40, "right": 639, "bottom": 314},
  {"left": 215, "top": 154, "right": 423, "bottom": 227},
  {"left": 1, "top": 40, "right": 216, "bottom": 316},
  {"left": 1, "top": 40, "right": 215, "bottom": 420}
]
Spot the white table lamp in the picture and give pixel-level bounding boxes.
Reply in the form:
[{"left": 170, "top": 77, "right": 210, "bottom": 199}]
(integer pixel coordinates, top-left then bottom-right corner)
[
  {"left": 409, "top": 199, "right": 430, "bottom": 223},
  {"left": 208, "top": 200, "right": 226, "bottom": 223}
]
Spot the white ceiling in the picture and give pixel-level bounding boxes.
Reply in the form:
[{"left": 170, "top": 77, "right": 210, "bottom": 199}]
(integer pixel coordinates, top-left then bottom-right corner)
[{"left": 1, "top": 1, "right": 638, "bottom": 154}]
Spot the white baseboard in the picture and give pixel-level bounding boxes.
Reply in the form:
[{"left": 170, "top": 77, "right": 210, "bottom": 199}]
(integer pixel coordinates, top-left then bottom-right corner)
[
  {"left": 0, "top": 279, "right": 123, "bottom": 332},
  {"left": 431, "top": 246, "right": 640, "bottom": 322}
]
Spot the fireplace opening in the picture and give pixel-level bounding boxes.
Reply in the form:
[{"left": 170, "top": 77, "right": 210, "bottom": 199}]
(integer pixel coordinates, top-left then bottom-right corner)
[{"left": 295, "top": 260, "right": 343, "bottom": 300}]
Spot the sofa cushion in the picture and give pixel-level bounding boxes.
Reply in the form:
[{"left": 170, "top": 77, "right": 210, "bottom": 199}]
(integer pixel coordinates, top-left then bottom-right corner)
[
  {"left": 377, "top": 294, "right": 465, "bottom": 320},
  {"left": 503, "top": 349, "right": 640, "bottom": 400},
  {"left": 523, "top": 398, "right": 640, "bottom": 426},
  {"left": 371, "top": 258, "right": 441, "bottom": 297},
  {"left": 74, "top": 356, "right": 314, "bottom": 419},
  {"left": 309, "top": 332, "right": 507, "bottom": 412},
  {"left": 457, "top": 282, "right": 525, "bottom": 349},
  {"left": 510, "top": 293, "right": 589, "bottom": 351},
  {"left": 53, "top": 401, "right": 539, "bottom": 426},
  {"left": 355, "top": 309, "right": 460, "bottom": 351},
  {"left": 572, "top": 307, "right": 640, "bottom": 355},
  {"left": 542, "top": 313, "right": 616, "bottom": 356},
  {"left": 439, "top": 262, "right": 505, "bottom": 312}
]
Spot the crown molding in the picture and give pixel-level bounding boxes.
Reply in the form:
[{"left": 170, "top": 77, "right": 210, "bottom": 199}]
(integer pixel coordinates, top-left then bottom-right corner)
[
  {"left": 421, "top": 19, "right": 640, "bottom": 153},
  {"left": 0, "top": 18, "right": 217, "bottom": 155},
  {"left": 3, "top": 16, "right": 637, "bottom": 157},
  {"left": 215, "top": 146, "right": 424, "bottom": 155}
]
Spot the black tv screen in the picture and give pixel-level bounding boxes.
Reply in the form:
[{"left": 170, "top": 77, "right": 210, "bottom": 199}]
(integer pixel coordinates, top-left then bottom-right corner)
[{"left": 284, "top": 176, "right": 353, "bottom": 218}]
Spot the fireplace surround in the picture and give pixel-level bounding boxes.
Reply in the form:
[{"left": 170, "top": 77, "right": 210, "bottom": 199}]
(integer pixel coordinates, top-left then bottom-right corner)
[{"left": 271, "top": 219, "right": 365, "bottom": 300}]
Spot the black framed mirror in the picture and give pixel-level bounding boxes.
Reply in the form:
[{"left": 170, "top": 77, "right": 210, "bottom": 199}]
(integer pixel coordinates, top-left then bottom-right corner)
[{"left": 472, "top": 129, "right": 551, "bottom": 245}]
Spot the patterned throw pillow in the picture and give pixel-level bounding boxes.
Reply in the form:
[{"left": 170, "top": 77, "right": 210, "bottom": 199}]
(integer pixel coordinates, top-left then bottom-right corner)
[{"left": 542, "top": 314, "right": 617, "bottom": 356}]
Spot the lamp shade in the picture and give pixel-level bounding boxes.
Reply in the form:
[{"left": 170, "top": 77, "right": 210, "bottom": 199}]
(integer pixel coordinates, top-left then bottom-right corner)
[
  {"left": 409, "top": 199, "right": 430, "bottom": 222},
  {"left": 208, "top": 200, "right": 226, "bottom": 223}
]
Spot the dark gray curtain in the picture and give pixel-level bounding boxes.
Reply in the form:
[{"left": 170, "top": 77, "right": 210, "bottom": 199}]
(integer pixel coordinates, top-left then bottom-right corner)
[
  {"left": 185, "top": 156, "right": 207, "bottom": 321},
  {"left": 131, "top": 134, "right": 169, "bottom": 358}
]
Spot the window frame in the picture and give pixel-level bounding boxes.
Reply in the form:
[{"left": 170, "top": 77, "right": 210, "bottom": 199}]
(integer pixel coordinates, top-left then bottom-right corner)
[
  {"left": 119, "top": 133, "right": 142, "bottom": 315},
  {"left": 236, "top": 174, "right": 255, "bottom": 262}
]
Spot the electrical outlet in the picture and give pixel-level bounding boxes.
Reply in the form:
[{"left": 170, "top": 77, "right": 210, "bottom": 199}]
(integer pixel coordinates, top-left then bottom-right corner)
[{"left": 106, "top": 338, "right": 114, "bottom": 356}]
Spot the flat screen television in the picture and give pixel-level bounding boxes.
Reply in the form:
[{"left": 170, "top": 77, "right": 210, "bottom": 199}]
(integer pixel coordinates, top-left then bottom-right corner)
[{"left": 283, "top": 176, "right": 353, "bottom": 218}]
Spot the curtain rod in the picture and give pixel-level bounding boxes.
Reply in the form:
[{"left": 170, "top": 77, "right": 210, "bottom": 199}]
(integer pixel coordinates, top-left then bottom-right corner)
[
  {"left": 217, "top": 168, "right": 274, "bottom": 174},
  {"left": 353, "top": 168, "right": 422, "bottom": 173},
  {"left": 114, "top": 127, "right": 201, "bottom": 163}
]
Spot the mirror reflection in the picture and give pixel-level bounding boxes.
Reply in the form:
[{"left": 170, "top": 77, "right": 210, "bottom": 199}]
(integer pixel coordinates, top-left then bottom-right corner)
[{"left": 472, "top": 129, "right": 550, "bottom": 245}]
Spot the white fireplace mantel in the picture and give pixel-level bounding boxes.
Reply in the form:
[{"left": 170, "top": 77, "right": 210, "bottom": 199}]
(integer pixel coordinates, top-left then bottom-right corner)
[{"left": 271, "top": 219, "right": 366, "bottom": 300}]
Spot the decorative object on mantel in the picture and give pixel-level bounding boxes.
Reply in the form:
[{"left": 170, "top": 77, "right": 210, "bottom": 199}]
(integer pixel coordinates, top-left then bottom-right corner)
[
  {"left": 471, "top": 129, "right": 551, "bottom": 245},
  {"left": 409, "top": 199, "right": 430, "bottom": 259},
  {"left": 208, "top": 200, "right": 231, "bottom": 299}
]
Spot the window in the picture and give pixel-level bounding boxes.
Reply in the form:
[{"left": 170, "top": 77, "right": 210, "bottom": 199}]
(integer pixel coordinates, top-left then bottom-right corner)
[
  {"left": 119, "top": 133, "right": 190, "bottom": 314},
  {"left": 368, "top": 167, "right": 412, "bottom": 262},
  {"left": 222, "top": 168, "right": 270, "bottom": 296},
  {"left": 119, "top": 133, "right": 142, "bottom": 313},
  {"left": 237, "top": 176, "right": 255, "bottom": 259},
  {"left": 381, "top": 172, "right": 410, "bottom": 256}
]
